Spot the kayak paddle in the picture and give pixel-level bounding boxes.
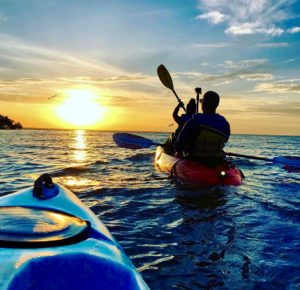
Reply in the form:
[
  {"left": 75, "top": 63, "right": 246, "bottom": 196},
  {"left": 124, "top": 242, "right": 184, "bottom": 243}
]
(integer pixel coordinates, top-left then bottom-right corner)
[
  {"left": 113, "top": 133, "right": 161, "bottom": 149},
  {"left": 113, "top": 133, "right": 300, "bottom": 171},
  {"left": 226, "top": 152, "right": 300, "bottom": 172},
  {"left": 157, "top": 64, "right": 186, "bottom": 112}
]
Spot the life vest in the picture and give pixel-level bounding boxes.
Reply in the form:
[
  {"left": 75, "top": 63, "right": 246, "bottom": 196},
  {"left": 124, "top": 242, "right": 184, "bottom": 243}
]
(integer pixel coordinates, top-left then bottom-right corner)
[{"left": 189, "top": 125, "right": 226, "bottom": 159}]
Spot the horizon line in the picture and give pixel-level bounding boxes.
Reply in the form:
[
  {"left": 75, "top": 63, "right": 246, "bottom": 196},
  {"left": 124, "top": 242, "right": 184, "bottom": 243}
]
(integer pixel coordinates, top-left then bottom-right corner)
[{"left": 4, "top": 127, "right": 300, "bottom": 137}]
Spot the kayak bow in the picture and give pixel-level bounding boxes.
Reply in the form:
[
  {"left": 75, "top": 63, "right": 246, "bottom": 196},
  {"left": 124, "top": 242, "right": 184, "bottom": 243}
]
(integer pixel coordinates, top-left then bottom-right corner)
[{"left": 0, "top": 174, "right": 149, "bottom": 290}]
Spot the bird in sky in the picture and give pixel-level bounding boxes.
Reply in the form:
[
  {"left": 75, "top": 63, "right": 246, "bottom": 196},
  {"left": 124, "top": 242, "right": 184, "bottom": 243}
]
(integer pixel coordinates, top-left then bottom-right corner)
[{"left": 48, "top": 95, "right": 57, "bottom": 100}]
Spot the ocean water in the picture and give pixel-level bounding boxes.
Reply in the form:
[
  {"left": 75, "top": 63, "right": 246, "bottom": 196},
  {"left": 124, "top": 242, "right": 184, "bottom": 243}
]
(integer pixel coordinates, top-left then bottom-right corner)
[{"left": 0, "top": 129, "right": 300, "bottom": 289}]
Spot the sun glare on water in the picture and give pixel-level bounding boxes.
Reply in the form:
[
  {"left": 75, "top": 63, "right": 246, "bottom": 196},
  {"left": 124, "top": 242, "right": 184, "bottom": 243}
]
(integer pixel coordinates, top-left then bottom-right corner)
[{"left": 56, "top": 90, "right": 105, "bottom": 128}]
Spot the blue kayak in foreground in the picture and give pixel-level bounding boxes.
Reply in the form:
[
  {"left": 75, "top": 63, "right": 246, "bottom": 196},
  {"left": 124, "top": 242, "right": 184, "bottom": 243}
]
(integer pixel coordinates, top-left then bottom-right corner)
[{"left": 0, "top": 174, "right": 149, "bottom": 290}]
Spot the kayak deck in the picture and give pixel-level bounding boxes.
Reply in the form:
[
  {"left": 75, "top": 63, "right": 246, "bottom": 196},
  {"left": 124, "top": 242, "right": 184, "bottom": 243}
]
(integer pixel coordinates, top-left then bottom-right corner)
[
  {"left": 155, "top": 146, "right": 243, "bottom": 186},
  {"left": 0, "top": 180, "right": 149, "bottom": 290}
]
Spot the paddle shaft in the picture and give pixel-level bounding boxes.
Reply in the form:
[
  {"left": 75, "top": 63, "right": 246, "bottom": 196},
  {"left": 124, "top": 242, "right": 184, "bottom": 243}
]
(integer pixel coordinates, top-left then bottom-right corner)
[
  {"left": 172, "top": 89, "right": 186, "bottom": 112},
  {"left": 226, "top": 152, "right": 273, "bottom": 162},
  {"left": 149, "top": 144, "right": 277, "bottom": 163}
]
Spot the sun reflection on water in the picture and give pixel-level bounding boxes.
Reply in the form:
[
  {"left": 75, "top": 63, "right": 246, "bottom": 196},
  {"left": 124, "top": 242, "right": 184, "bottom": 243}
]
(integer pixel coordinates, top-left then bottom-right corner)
[
  {"left": 73, "top": 130, "right": 87, "bottom": 162},
  {"left": 58, "top": 130, "right": 99, "bottom": 189}
]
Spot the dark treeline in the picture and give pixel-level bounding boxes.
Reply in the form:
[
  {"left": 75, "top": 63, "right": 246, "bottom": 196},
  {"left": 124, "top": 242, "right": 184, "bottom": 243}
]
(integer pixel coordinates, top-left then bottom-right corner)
[{"left": 0, "top": 114, "right": 23, "bottom": 129}]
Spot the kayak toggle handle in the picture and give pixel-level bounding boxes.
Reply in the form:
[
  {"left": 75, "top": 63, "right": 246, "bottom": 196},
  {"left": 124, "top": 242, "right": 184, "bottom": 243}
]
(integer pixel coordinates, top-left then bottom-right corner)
[{"left": 33, "top": 173, "right": 59, "bottom": 200}]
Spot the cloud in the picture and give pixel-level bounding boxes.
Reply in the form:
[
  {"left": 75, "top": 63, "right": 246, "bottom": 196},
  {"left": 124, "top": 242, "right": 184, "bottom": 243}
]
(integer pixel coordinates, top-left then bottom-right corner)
[
  {"left": 0, "top": 33, "right": 125, "bottom": 78},
  {"left": 257, "top": 27, "right": 285, "bottom": 36},
  {"left": 225, "top": 24, "right": 284, "bottom": 36},
  {"left": 193, "top": 43, "right": 231, "bottom": 47},
  {"left": 254, "top": 79, "right": 300, "bottom": 93},
  {"left": 93, "top": 74, "right": 150, "bottom": 83},
  {"left": 102, "top": 95, "right": 140, "bottom": 107},
  {"left": 196, "top": 11, "right": 229, "bottom": 24},
  {"left": 240, "top": 73, "right": 274, "bottom": 81},
  {"left": 220, "top": 59, "right": 268, "bottom": 69},
  {"left": 225, "top": 103, "right": 300, "bottom": 117},
  {"left": 213, "top": 80, "right": 233, "bottom": 86},
  {"left": 222, "top": 93, "right": 300, "bottom": 119},
  {"left": 196, "top": 0, "right": 297, "bottom": 36},
  {"left": 0, "top": 93, "right": 50, "bottom": 104},
  {"left": 225, "top": 23, "right": 257, "bottom": 36},
  {"left": 225, "top": 25, "right": 284, "bottom": 37},
  {"left": 256, "top": 42, "right": 289, "bottom": 47},
  {"left": 53, "top": 75, "right": 150, "bottom": 85},
  {"left": 249, "top": 102, "right": 300, "bottom": 116},
  {"left": 0, "top": 78, "right": 67, "bottom": 87},
  {"left": 287, "top": 26, "right": 300, "bottom": 34},
  {"left": 284, "top": 58, "right": 295, "bottom": 63},
  {"left": 175, "top": 71, "right": 213, "bottom": 79},
  {"left": 0, "top": 33, "right": 160, "bottom": 103},
  {"left": 173, "top": 59, "right": 271, "bottom": 85},
  {"left": 177, "top": 70, "right": 272, "bottom": 84},
  {"left": 0, "top": 73, "right": 154, "bottom": 101}
]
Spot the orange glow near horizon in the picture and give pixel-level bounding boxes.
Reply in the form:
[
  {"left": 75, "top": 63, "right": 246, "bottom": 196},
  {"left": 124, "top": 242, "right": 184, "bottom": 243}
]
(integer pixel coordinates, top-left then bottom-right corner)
[{"left": 55, "top": 90, "right": 106, "bottom": 128}]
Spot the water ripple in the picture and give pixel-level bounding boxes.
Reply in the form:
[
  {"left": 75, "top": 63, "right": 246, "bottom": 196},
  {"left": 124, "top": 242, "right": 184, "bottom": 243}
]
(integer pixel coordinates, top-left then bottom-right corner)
[{"left": 1, "top": 130, "right": 300, "bottom": 289}]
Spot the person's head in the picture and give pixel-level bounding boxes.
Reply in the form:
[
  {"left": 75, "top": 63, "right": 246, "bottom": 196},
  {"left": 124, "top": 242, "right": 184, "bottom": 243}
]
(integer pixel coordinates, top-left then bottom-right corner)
[
  {"left": 201, "top": 91, "right": 220, "bottom": 113},
  {"left": 186, "top": 98, "right": 196, "bottom": 115}
]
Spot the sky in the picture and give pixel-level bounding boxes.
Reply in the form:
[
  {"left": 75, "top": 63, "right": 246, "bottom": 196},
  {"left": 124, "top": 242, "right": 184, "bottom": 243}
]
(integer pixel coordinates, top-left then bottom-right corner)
[{"left": 0, "top": 0, "right": 299, "bottom": 135}]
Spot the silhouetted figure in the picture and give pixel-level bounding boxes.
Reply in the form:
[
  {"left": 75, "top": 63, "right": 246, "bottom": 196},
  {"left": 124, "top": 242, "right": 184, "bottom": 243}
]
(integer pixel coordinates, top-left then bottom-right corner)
[
  {"left": 175, "top": 91, "right": 230, "bottom": 164},
  {"left": 173, "top": 98, "right": 196, "bottom": 140},
  {"left": 165, "top": 99, "right": 196, "bottom": 153}
]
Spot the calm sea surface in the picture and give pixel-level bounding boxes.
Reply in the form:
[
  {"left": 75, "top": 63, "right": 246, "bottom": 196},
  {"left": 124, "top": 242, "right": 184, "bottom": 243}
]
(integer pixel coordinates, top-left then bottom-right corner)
[{"left": 1, "top": 130, "right": 300, "bottom": 289}]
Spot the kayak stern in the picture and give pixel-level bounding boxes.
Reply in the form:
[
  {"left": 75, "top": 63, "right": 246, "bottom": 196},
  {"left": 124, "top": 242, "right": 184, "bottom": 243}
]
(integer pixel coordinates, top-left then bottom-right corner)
[{"left": 155, "top": 146, "right": 243, "bottom": 186}]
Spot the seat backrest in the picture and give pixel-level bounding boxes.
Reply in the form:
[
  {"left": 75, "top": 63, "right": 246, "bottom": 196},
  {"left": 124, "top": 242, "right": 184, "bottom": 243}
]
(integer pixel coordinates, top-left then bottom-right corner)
[{"left": 192, "top": 126, "right": 226, "bottom": 158}]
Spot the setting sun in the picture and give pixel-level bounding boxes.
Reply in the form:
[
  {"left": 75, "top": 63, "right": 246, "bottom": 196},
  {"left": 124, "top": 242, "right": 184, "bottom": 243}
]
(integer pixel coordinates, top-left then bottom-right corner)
[{"left": 56, "top": 90, "right": 106, "bottom": 128}]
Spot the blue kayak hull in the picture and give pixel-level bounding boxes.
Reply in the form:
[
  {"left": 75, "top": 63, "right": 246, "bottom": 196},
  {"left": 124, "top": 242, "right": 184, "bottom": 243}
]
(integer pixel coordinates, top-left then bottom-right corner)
[{"left": 0, "top": 183, "right": 149, "bottom": 290}]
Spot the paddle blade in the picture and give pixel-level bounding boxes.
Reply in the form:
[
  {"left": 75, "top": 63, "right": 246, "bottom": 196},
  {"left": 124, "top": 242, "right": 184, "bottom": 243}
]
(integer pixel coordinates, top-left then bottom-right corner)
[
  {"left": 113, "top": 133, "right": 155, "bottom": 149},
  {"left": 273, "top": 156, "right": 300, "bottom": 172},
  {"left": 157, "top": 64, "right": 174, "bottom": 90}
]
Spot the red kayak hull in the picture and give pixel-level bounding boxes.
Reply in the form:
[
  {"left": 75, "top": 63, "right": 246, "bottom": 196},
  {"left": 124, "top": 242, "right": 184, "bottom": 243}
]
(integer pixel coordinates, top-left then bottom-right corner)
[{"left": 155, "top": 146, "right": 243, "bottom": 186}]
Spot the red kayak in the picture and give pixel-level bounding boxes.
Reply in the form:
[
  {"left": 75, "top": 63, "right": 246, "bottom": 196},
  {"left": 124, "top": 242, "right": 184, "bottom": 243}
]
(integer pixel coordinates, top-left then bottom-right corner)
[{"left": 155, "top": 146, "right": 244, "bottom": 186}]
